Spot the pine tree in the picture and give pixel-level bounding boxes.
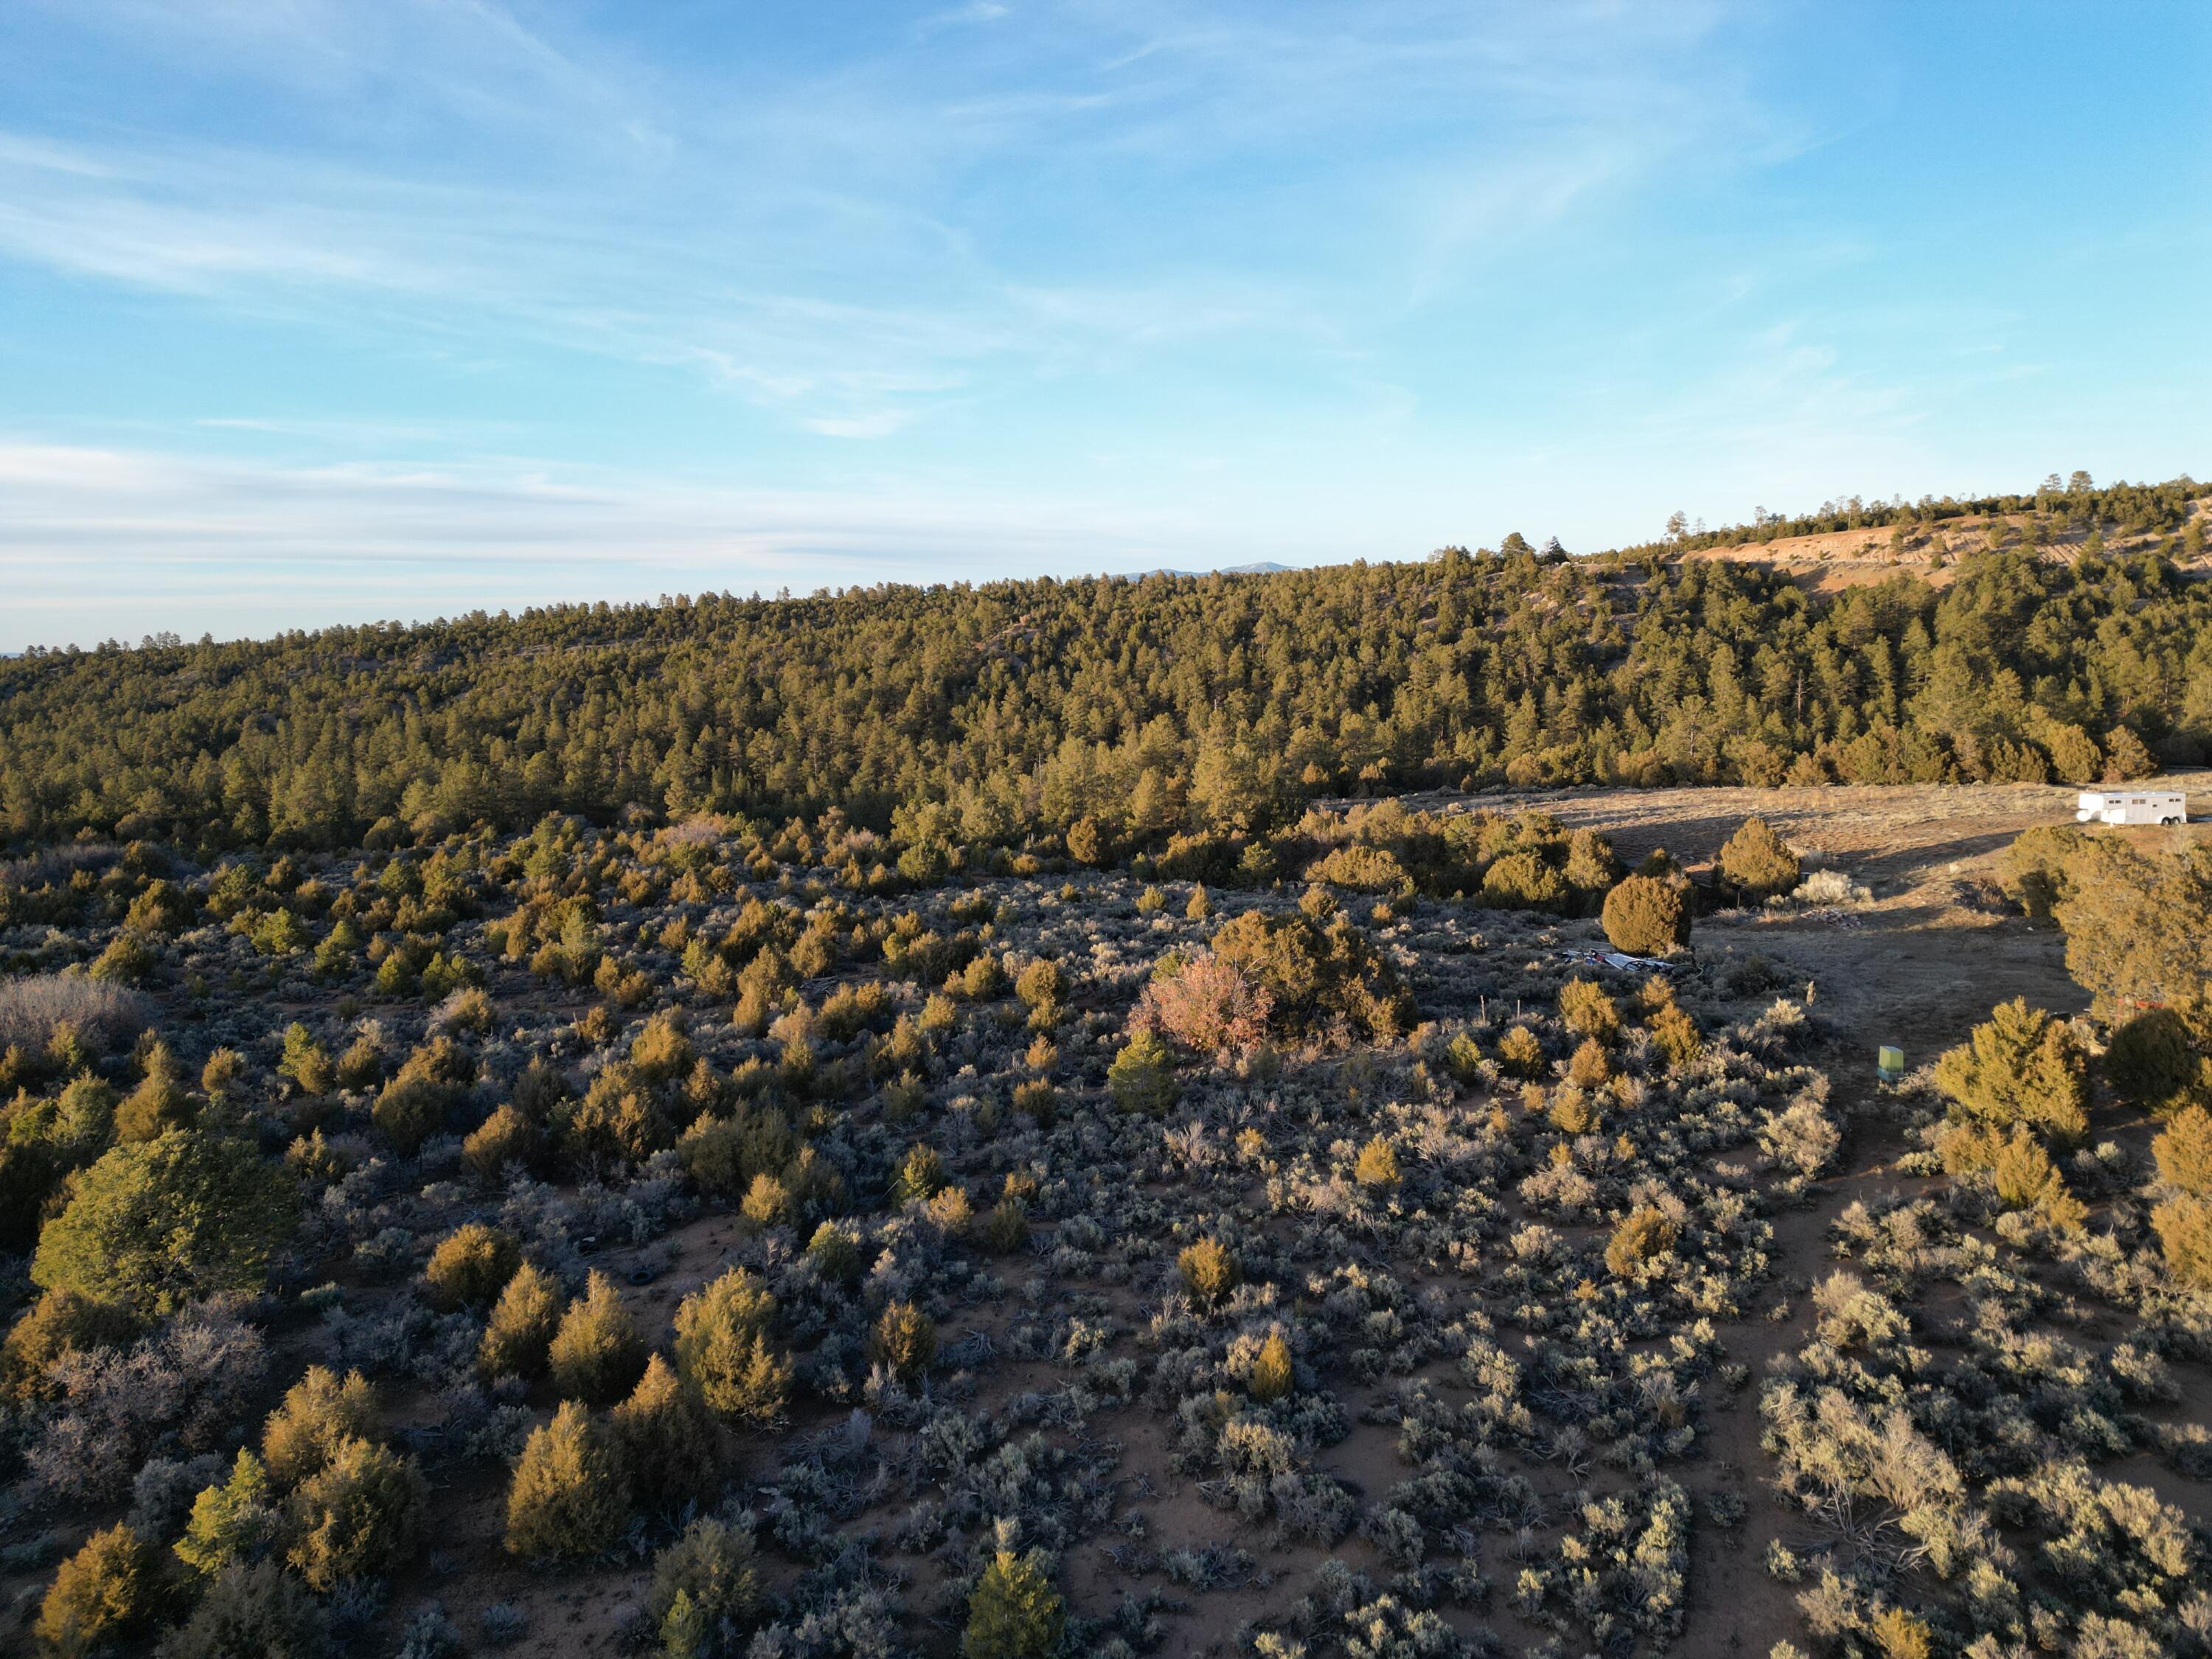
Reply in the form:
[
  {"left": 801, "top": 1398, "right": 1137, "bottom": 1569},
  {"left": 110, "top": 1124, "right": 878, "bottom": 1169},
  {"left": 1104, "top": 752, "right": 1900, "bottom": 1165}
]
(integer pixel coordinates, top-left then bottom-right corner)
[
  {"left": 660, "top": 1590, "right": 709, "bottom": 1659},
  {"left": 277, "top": 1023, "right": 334, "bottom": 1096},
  {"left": 1562, "top": 827, "right": 1622, "bottom": 908},
  {"left": 1107, "top": 1030, "right": 1179, "bottom": 1115},
  {"left": 31, "top": 1128, "right": 295, "bottom": 1317},
  {"left": 891, "top": 1143, "right": 947, "bottom": 1206},
  {"left": 113, "top": 1040, "right": 193, "bottom": 1142},
  {"left": 804, "top": 1222, "right": 864, "bottom": 1285},
  {"left": 871, "top": 1300, "right": 937, "bottom": 1380}
]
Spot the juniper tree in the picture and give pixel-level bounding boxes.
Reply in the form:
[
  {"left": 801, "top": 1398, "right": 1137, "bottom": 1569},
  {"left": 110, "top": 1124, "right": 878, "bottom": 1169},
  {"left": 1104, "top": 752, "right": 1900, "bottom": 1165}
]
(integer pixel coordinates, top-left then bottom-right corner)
[
  {"left": 1178, "top": 1237, "right": 1239, "bottom": 1305},
  {"left": 2154, "top": 1105, "right": 2212, "bottom": 1195},
  {"left": 2053, "top": 841, "right": 2212, "bottom": 1018},
  {"left": 286, "top": 1437, "right": 427, "bottom": 1590},
  {"left": 2104, "top": 1007, "right": 2202, "bottom": 1111},
  {"left": 674, "top": 1269, "right": 790, "bottom": 1423},
  {"left": 505, "top": 1402, "right": 629, "bottom": 1560},
  {"left": 964, "top": 1542, "right": 1064, "bottom": 1659},
  {"left": 608, "top": 1355, "right": 724, "bottom": 1514},
  {"left": 1353, "top": 1137, "right": 1402, "bottom": 1187},
  {"left": 1718, "top": 816, "right": 1801, "bottom": 902},
  {"left": 479, "top": 1262, "right": 563, "bottom": 1381},
  {"left": 647, "top": 1517, "right": 762, "bottom": 1641},
  {"left": 422, "top": 1222, "right": 521, "bottom": 1311},
  {"left": 32, "top": 1128, "right": 295, "bottom": 1317},
  {"left": 1933, "top": 998, "right": 2090, "bottom": 1141},
  {"left": 1602, "top": 875, "right": 1689, "bottom": 956},
  {"left": 37, "top": 1524, "right": 161, "bottom": 1656},
  {"left": 1250, "top": 1330, "right": 1294, "bottom": 1403},
  {"left": 548, "top": 1271, "right": 648, "bottom": 1405},
  {"left": 262, "top": 1366, "right": 379, "bottom": 1487}
]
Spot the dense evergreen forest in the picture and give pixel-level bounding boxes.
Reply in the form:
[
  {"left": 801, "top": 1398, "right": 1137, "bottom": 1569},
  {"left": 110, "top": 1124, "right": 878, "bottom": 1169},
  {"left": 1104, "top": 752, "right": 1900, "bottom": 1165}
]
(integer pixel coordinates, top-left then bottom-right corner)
[{"left": 1, "top": 475, "right": 2205, "bottom": 859}]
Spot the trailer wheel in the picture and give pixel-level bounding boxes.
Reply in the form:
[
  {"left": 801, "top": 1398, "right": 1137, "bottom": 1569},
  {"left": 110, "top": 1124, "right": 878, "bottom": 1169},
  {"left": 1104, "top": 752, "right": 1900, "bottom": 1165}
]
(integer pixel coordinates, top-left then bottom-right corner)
[{"left": 2163, "top": 815, "right": 2182, "bottom": 826}]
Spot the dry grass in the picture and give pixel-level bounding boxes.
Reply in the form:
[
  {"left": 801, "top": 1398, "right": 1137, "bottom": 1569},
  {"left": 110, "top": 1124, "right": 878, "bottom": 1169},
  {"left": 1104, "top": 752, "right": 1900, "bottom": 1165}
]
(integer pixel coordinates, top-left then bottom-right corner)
[
  {"left": 0, "top": 973, "right": 150, "bottom": 1052},
  {"left": 0, "top": 843, "right": 123, "bottom": 889}
]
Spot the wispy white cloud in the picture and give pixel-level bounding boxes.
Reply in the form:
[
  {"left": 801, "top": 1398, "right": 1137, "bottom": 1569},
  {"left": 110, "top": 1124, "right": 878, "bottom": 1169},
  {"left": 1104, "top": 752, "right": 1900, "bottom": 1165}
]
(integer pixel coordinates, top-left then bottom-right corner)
[
  {"left": 0, "top": 0, "right": 1769, "bottom": 442},
  {"left": 192, "top": 415, "right": 526, "bottom": 447},
  {"left": 919, "top": 1, "right": 1012, "bottom": 33},
  {"left": 800, "top": 412, "right": 915, "bottom": 439}
]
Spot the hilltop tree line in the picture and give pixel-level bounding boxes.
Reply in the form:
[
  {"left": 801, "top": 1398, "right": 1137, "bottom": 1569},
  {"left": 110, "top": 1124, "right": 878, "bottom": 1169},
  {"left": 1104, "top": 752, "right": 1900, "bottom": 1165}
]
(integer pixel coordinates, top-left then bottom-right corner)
[
  {"left": 1648, "top": 468, "right": 2202, "bottom": 555},
  {"left": 0, "top": 476, "right": 2205, "bottom": 861}
]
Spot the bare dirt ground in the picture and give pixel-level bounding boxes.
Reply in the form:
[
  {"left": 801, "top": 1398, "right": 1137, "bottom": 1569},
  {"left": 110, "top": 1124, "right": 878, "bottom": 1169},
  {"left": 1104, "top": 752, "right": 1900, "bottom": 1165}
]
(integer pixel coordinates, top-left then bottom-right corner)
[
  {"left": 1448, "top": 771, "right": 2212, "bottom": 1653},
  {"left": 1470, "top": 774, "right": 2212, "bottom": 1065},
  {"left": 1672, "top": 498, "right": 2210, "bottom": 595}
]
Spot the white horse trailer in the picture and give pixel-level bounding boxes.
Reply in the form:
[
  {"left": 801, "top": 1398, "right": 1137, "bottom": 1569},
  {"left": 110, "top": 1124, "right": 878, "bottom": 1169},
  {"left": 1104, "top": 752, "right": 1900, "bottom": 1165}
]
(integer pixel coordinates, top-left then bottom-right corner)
[{"left": 2076, "top": 789, "right": 2188, "bottom": 825}]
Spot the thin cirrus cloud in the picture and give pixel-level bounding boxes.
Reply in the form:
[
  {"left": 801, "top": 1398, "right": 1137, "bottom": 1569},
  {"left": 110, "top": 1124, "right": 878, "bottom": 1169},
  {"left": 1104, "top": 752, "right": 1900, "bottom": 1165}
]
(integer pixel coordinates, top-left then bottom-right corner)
[
  {"left": 0, "top": 124, "right": 1127, "bottom": 439},
  {"left": 0, "top": 1, "right": 1749, "bottom": 407}
]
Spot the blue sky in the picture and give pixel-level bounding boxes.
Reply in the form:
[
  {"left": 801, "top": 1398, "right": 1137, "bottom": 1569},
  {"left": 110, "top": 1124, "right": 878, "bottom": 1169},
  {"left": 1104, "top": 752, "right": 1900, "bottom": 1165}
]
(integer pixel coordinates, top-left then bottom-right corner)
[{"left": 2, "top": 0, "right": 2206, "bottom": 647}]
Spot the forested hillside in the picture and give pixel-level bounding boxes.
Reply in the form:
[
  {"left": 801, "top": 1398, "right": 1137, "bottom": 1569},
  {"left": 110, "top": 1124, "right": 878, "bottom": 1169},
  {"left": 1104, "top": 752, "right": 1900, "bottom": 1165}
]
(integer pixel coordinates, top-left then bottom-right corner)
[
  {"left": 1, "top": 475, "right": 2204, "bottom": 858},
  {"left": 4, "top": 476, "right": 2211, "bottom": 1659}
]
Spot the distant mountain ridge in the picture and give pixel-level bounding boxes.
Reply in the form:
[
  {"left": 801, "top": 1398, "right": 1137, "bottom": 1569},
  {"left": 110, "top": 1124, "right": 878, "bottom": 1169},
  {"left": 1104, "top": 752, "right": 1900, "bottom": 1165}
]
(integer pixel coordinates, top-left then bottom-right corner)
[{"left": 1108, "top": 560, "right": 1294, "bottom": 580}]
